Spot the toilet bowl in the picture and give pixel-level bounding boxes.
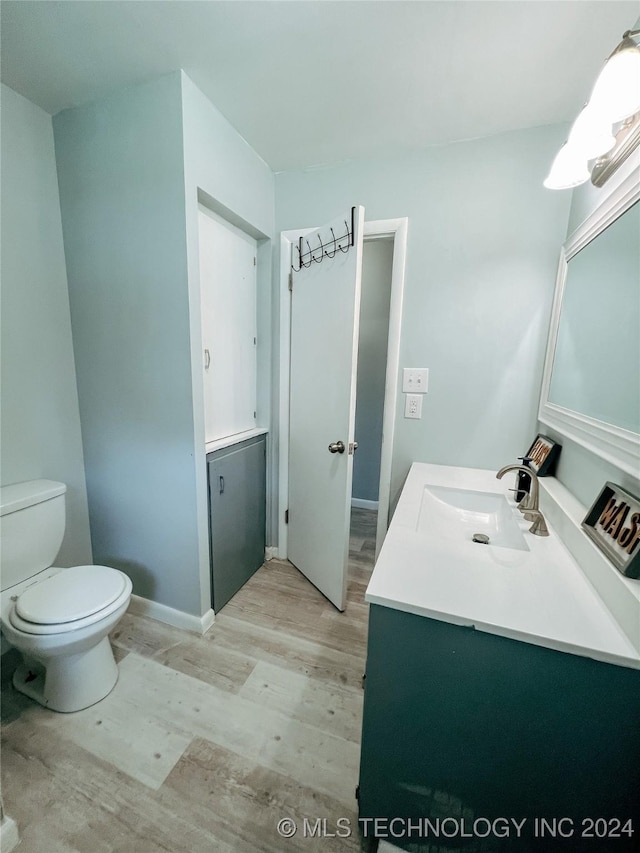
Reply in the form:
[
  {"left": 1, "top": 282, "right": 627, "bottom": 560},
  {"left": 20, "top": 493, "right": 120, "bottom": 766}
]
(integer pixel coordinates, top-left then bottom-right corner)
[
  {"left": 1, "top": 565, "right": 132, "bottom": 712},
  {"left": 0, "top": 480, "right": 132, "bottom": 713}
]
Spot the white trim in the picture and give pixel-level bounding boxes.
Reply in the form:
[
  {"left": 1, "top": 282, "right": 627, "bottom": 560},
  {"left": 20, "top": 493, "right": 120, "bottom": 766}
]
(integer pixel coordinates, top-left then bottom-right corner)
[
  {"left": 368, "top": 218, "right": 408, "bottom": 558},
  {"left": 278, "top": 217, "right": 408, "bottom": 561},
  {"left": 200, "top": 608, "right": 216, "bottom": 633},
  {"left": 351, "top": 498, "right": 379, "bottom": 510},
  {"left": 539, "top": 402, "right": 640, "bottom": 477},
  {"left": 128, "top": 594, "right": 215, "bottom": 635},
  {"left": 538, "top": 166, "right": 640, "bottom": 477},
  {"left": 566, "top": 169, "right": 640, "bottom": 262},
  {"left": 277, "top": 226, "right": 314, "bottom": 560}
]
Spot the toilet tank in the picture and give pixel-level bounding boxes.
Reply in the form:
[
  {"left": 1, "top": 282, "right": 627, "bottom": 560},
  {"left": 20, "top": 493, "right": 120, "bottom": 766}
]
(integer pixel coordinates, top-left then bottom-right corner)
[{"left": 0, "top": 480, "right": 67, "bottom": 591}]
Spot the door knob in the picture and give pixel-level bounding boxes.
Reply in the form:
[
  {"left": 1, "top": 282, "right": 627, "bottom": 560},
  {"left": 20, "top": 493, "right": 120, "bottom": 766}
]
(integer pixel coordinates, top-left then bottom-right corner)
[{"left": 328, "top": 440, "right": 345, "bottom": 454}]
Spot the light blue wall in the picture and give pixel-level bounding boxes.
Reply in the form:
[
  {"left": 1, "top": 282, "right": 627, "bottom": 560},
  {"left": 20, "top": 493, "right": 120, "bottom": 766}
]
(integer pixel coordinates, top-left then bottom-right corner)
[
  {"left": 353, "top": 240, "right": 394, "bottom": 502},
  {"left": 181, "top": 73, "right": 274, "bottom": 239},
  {"left": 180, "top": 72, "right": 276, "bottom": 555},
  {"left": 0, "top": 84, "right": 92, "bottom": 568},
  {"left": 276, "top": 124, "right": 572, "bottom": 510},
  {"left": 540, "top": 153, "right": 640, "bottom": 506},
  {"left": 53, "top": 73, "right": 203, "bottom": 615},
  {"left": 52, "top": 71, "right": 277, "bottom": 617}
]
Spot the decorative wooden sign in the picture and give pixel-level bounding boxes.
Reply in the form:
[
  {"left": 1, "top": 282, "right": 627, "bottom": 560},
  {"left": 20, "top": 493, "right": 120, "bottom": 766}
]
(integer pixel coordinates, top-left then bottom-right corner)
[
  {"left": 524, "top": 434, "right": 561, "bottom": 476},
  {"left": 582, "top": 482, "right": 640, "bottom": 579}
]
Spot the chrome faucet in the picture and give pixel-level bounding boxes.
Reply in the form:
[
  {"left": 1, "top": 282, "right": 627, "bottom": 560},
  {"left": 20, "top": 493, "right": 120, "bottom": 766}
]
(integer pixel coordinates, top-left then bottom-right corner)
[{"left": 496, "top": 464, "right": 549, "bottom": 537}]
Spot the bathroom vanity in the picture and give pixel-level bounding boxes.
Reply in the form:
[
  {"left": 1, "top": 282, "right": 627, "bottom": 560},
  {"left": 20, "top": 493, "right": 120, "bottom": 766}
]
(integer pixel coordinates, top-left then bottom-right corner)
[{"left": 358, "top": 463, "right": 640, "bottom": 850}]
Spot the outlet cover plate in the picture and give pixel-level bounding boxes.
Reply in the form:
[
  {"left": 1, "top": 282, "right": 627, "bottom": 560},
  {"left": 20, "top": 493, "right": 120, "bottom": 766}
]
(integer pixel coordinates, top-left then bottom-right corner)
[{"left": 404, "top": 394, "right": 422, "bottom": 419}]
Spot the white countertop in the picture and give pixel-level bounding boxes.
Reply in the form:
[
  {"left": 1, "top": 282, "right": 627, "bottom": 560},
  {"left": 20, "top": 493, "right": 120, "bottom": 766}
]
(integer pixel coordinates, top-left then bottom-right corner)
[
  {"left": 366, "top": 463, "right": 640, "bottom": 670},
  {"left": 205, "top": 428, "right": 268, "bottom": 455}
]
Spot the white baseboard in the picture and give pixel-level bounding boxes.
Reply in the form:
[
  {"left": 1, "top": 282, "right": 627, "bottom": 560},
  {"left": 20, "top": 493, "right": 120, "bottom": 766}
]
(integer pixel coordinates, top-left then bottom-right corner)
[
  {"left": 0, "top": 816, "right": 19, "bottom": 853},
  {"left": 351, "top": 498, "right": 379, "bottom": 511},
  {"left": 128, "top": 594, "right": 215, "bottom": 635},
  {"left": 200, "top": 608, "right": 216, "bottom": 633},
  {"left": 265, "top": 546, "right": 279, "bottom": 561}
]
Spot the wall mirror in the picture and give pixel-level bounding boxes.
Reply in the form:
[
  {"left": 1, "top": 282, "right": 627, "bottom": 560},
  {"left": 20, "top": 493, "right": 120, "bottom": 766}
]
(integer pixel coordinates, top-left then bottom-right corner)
[{"left": 538, "top": 167, "right": 640, "bottom": 477}]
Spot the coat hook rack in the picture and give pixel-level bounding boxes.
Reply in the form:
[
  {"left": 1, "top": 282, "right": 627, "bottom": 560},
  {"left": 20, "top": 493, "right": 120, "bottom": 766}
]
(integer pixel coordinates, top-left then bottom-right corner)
[{"left": 291, "top": 207, "right": 355, "bottom": 273}]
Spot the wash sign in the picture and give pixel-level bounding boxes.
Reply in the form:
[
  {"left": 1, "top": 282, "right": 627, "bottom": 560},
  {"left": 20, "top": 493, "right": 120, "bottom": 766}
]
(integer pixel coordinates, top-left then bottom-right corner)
[{"left": 583, "top": 482, "right": 640, "bottom": 578}]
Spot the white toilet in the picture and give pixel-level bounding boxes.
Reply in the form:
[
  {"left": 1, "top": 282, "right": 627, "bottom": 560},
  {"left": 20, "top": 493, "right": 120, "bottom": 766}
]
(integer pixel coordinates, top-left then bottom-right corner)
[{"left": 0, "top": 479, "right": 132, "bottom": 712}]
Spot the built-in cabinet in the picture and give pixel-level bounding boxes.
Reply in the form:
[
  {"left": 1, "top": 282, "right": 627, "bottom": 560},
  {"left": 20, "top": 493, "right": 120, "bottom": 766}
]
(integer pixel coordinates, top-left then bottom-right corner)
[
  {"left": 207, "top": 433, "right": 266, "bottom": 612},
  {"left": 198, "top": 204, "right": 258, "bottom": 444},
  {"left": 199, "top": 202, "right": 266, "bottom": 613},
  {"left": 359, "top": 604, "right": 640, "bottom": 852}
]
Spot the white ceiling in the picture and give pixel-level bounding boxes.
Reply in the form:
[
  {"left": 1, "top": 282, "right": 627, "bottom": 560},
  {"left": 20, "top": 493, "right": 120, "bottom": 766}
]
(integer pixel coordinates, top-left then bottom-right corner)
[{"left": 1, "top": 1, "right": 638, "bottom": 171}]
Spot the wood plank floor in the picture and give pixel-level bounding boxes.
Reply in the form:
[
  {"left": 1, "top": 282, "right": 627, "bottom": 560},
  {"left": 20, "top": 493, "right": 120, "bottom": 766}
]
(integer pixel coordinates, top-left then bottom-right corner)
[{"left": 1, "top": 509, "right": 378, "bottom": 852}]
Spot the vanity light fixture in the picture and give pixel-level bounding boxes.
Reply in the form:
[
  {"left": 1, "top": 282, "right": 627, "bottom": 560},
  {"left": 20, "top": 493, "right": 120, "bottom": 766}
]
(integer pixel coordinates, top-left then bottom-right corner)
[{"left": 545, "top": 29, "right": 640, "bottom": 189}]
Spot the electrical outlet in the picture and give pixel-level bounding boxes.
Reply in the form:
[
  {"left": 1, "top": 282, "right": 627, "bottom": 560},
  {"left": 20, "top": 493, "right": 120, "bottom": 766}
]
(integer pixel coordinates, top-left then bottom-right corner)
[
  {"left": 402, "top": 368, "right": 429, "bottom": 393},
  {"left": 404, "top": 394, "right": 422, "bottom": 419}
]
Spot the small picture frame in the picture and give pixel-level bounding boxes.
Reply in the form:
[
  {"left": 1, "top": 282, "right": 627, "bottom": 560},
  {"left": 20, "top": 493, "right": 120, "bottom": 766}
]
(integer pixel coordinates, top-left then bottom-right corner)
[
  {"left": 582, "top": 482, "right": 640, "bottom": 579},
  {"left": 524, "top": 434, "right": 561, "bottom": 476}
]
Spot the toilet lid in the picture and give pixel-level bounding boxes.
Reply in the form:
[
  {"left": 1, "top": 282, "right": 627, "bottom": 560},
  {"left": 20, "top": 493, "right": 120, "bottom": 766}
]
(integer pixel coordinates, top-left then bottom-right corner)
[{"left": 15, "top": 565, "right": 127, "bottom": 625}]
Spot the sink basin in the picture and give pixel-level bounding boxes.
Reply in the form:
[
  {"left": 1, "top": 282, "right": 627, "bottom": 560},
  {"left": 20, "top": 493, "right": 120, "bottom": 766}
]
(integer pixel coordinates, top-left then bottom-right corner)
[{"left": 417, "top": 484, "right": 529, "bottom": 551}]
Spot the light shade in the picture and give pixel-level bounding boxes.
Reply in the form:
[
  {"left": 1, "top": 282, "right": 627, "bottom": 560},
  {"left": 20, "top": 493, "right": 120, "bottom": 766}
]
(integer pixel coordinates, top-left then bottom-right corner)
[
  {"left": 567, "top": 105, "right": 616, "bottom": 160},
  {"left": 543, "top": 144, "right": 590, "bottom": 190},
  {"left": 589, "top": 37, "right": 640, "bottom": 124}
]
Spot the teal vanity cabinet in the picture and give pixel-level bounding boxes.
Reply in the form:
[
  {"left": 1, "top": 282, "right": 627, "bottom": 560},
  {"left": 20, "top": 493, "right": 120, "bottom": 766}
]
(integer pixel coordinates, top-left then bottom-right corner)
[
  {"left": 206, "top": 434, "right": 266, "bottom": 612},
  {"left": 358, "top": 604, "right": 640, "bottom": 852}
]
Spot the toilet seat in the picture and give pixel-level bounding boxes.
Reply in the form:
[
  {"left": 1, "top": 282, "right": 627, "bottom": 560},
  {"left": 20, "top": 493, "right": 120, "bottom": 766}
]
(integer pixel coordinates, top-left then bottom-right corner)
[{"left": 9, "top": 566, "right": 131, "bottom": 636}]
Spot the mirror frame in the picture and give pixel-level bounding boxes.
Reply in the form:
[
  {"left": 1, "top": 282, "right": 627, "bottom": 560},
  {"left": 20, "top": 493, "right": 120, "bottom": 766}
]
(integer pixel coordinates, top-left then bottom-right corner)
[{"left": 538, "top": 166, "right": 640, "bottom": 477}]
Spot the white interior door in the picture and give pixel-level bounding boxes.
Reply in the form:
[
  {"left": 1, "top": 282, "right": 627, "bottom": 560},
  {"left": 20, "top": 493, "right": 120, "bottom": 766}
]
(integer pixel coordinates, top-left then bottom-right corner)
[{"left": 288, "top": 206, "right": 365, "bottom": 611}]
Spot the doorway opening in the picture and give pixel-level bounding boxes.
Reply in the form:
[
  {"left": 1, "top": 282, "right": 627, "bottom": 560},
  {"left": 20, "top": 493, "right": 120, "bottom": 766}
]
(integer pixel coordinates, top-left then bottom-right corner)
[
  {"left": 349, "top": 237, "right": 394, "bottom": 575},
  {"left": 278, "top": 216, "right": 407, "bottom": 575}
]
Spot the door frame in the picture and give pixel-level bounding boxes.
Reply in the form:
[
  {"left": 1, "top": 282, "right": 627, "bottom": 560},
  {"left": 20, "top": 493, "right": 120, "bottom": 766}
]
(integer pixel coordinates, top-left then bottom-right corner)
[{"left": 278, "top": 217, "right": 408, "bottom": 560}]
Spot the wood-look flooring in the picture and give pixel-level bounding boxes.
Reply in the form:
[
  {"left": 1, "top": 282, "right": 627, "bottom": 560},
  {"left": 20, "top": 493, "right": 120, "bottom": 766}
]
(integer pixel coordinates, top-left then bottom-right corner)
[{"left": 1, "top": 509, "right": 378, "bottom": 852}]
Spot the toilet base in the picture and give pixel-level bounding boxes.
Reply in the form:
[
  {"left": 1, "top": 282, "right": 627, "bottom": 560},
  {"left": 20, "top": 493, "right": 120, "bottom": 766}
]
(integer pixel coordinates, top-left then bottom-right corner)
[{"left": 13, "top": 637, "right": 119, "bottom": 713}]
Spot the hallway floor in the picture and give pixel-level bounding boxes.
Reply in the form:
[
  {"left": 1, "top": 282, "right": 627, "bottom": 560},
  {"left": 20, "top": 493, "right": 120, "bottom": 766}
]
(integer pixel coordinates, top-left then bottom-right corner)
[{"left": 1, "top": 509, "right": 377, "bottom": 852}]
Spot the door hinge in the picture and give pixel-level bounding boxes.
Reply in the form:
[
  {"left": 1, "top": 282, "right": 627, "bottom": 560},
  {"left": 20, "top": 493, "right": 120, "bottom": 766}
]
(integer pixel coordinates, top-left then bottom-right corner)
[
  {"left": 285, "top": 509, "right": 289, "bottom": 524},
  {"left": 288, "top": 271, "right": 293, "bottom": 291},
  {"left": 253, "top": 411, "right": 257, "bottom": 419},
  {"left": 254, "top": 256, "right": 257, "bottom": 266},
  {"left": 355, "top": 784, "right": 360, "bottom": 802},
  {"left": 253, "top": 336, "right": 257, "bottom": 345}
]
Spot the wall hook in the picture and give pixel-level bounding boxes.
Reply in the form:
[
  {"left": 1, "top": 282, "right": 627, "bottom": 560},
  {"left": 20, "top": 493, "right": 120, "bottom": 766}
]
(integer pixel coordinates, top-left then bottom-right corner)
[
  {"left": 324, "top": 228, "right": 338, "bottom": 258},
  {"left": 300, "top": 240, "right": 312, "bottom": 268},
  {"left": 337, "top": 219, "right": 351, "bottom": 252},
  {"left": 291, "top": 237, "right": 304, "bottom": 272},
  {"left": 312, "top": 234, "right": 324, "bottom": 263}
]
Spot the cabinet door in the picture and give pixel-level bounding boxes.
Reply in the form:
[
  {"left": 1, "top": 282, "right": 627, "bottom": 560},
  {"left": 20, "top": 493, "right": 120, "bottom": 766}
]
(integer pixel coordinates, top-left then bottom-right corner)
[
  {"left": 207, "top": 436, "right": 266, "bottom": 612},
  {"left": 198, "top": 205, "right": 257, "bottom": 443}
]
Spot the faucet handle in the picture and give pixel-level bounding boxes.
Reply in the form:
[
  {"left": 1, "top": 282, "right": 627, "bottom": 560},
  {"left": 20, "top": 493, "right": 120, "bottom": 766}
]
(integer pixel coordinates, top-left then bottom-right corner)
[
  {"left": 508, "top": 487, "right": 533, "bottom": 512},
  {"left": 519, "top": 492, "right": 535, "bottom": 511},
  {"left": 525, "top": 509, "right": 549, "bottom": 537}
]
